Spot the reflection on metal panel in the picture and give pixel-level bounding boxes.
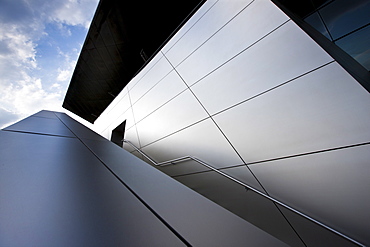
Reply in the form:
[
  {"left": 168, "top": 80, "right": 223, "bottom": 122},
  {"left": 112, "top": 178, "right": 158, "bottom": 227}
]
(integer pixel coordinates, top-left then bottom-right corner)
[
  {"left": 176, "top": 0, "right": 290, "bottom": 86},
  {"left": 162, "top": 0, "right": 219, "bottom": 54},
  {"left": 175, "top": 170, "right": 305, "bottom": 247},
  {"left": 250, "top": 144, "right": 370, "bottom": 246},
  {"left": 0, "top": 130, "right": 185, "bottom": 246},
  {"left": 4, "top": 116, "right": 75, "bottom": 138},
  {"left": 278, "top": 206, "right": 358, "bottom": 247},
  {"left": 213, "top": 63, "right": 370, "bottom": 163},
  {"left": 189, "top": 20, "right": 333, "bottom": 115},
  {"left": 135, "top": 89, "right": 208, "bottom": 147},
  {"left": 128, "top": 55, "right": 173, "bottom": 104},
  {"left": 141, "top": 118, "right": 243, "bottom": 169},
  {"left": 82, "top": 137, "right": 289, "bottom": 247},
  {"left": 132, "top": 70, "right": 187, "bottom": 123},
  {"left": 165, "top": 0, "right": 253, "bottom": 67},
  {"left": 220, "top": 165, "right": 265, "bottom": 193}
]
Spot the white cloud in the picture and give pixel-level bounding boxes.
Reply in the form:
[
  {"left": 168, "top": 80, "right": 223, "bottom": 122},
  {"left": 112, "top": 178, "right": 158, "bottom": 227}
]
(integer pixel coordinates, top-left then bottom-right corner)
[
  {"left": 0, "top": 0, "right": 98, "bottom": 127},
  {"left": 57, "top": 68, "right": 72, "bottom": 82},
  {"left": 49, "top": 0, "right": 98, "bottom": 28}
]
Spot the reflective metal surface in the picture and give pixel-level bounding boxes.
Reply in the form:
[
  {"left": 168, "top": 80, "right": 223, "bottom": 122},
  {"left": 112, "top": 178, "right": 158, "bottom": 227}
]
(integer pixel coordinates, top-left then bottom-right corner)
[
  {"left": 81, "top": 136, "right": 289, "bottom": 247},
  {"left": 135, "top": 89, "right": 209, "bottom": 147},
  {"left": 220, "top": 165, "right": 265, "bottom": 192},
  {"left": 213, "top": 62, "right": 370, "bottom": 163},
  {"left": 55, "top": 112, "right": 106, "bottom": 141},
  {"left": 176, "top": 0, "right": 290, "bottom": 86},
  {"left": 190, "top": 20, "right": 334, "bottom": 115},
  {"left": 0, "top": 130, "right": 185, "bottom": 247},
  {"left": 174, "top": 170, "right": 305, "bottom": 247},
  {"left": 4, "top": 116, "right": 75, "bottom": 137},
  {"left": 128, "top": 54, "right": 173, "bottom": 104},
  {"left": 164, "top": 0, "right": 253, "bottom": 67},
  {"left": 123, "top": 127, "right": 141, "bottom": 152},
  {"left": 250, "top": 144, "right": 370, "bottom": 246},
  {"left": 85, "top": 0, "right": 370, "bottom": 245},
  {"left": 162, "top": 0, "right": 219, "bottom": 54},
  {"left": 141, "top": 118, "right": 244, "bottom": 168},
  {"left": 278, "top": 206, "right": 358, "bottom": 247},
  {"left": 0, "top": 111, "right": 289, "bottom": 246},
  {"left": 132, "top": 70, "right": 187, "bottom": 123}
]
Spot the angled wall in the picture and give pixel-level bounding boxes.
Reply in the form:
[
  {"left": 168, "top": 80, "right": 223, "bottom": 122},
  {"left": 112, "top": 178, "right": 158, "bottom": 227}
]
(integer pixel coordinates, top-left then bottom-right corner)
[
  {"left": 89, "top": 0, "right": 370, "bottom": 246},
  {"left": 0, "top": 110, "right": 287, "bottom": 246}
]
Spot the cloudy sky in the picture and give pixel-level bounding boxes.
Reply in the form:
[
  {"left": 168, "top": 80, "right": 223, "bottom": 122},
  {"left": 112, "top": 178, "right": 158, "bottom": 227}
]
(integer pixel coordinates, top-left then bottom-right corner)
[{"left": 0, "top": 0, "right": 99, "bottom": 129}]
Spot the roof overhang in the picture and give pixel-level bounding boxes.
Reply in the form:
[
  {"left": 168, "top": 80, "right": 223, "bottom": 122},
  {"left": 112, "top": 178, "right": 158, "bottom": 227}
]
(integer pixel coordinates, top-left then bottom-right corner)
[{"left": 63, "top": 0, "right": 205, "bottom": 123}]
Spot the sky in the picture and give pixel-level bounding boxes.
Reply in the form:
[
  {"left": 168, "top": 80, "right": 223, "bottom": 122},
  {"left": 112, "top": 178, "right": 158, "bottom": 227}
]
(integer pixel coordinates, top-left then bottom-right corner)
[{"left": 0, "top": 0, "right": 99, "bottom": 129}]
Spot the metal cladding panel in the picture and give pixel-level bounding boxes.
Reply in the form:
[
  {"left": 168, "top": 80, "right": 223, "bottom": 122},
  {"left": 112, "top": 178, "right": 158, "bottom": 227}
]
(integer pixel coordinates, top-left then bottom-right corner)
[
  {"left": 0, "top": 111, "right": 288, "bottom": 246},
  {"left": 84, "top": 0, "right": 370, "bottom": 245},
  {"left": 140, "top": 118, "right": 244, "bottom": 169},
  {"left": 63, "top": 0, "right": 206, "bottom": 123},
  {"left": 164, "top": 0, "right": 254, "bottom": 67},
  {"left": 54, "top": 112, "right": 106, "bottom": 141},
  {"left": 175, "top": 0, "right": 291, "bottom": 87},
  {"left": 249, "top": 143, "right": 370, "bottom": 246},
  {"left": 3, "top": 116, "right": 75, "bottom": 137},
  {"left": 0, "top": 131, "right": 185, "bottom": 247},
  {"left": 174, "top": 171, "right": 305, "bottom": 247},
  {"left": 135, "top": 89, "right": 209, "bottom": 147},
  {"left": 278, "top": 206, "right": 359, "bottom": 247},
  {"left": 80, "top": 137, "right": 288, "bottom": 247},
  {"left": 132, "top": 70, "right": 188, "bottom": 123},
  {"left": 161, "top": 0, "right": 218, "bottom": 54},
  {"left": 189, "top": 20, "right": 333, "bottom": 115},
  {"left": 128, "top": 54, "right": 174, "bottom": 105},
  {"left": 213, "top": 62, "right": 370, "bottom": 163}
]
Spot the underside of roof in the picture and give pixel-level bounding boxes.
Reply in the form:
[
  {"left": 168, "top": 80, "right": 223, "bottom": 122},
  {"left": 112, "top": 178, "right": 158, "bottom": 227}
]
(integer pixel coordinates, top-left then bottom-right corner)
[{"left": 63, "top": 0, "right": 205, "bottom": 123}]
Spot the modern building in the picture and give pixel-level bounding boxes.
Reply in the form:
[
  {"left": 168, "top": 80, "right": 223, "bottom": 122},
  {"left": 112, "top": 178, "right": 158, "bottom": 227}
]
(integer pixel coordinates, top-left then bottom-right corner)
[{"left": 2, "top": 0, "right": 370, "bottom": 246}]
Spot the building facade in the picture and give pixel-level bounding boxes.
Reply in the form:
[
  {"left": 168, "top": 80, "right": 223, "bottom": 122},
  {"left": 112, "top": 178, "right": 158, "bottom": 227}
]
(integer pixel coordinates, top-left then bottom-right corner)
[{"left": 63, "top": 0, "right": 370, "bottom": 246}]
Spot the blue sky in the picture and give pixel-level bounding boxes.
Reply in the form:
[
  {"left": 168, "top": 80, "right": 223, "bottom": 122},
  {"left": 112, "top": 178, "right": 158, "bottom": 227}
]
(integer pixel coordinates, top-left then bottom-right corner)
[{"left": 0, "top": 0, "right": 99, "bottom": 128}]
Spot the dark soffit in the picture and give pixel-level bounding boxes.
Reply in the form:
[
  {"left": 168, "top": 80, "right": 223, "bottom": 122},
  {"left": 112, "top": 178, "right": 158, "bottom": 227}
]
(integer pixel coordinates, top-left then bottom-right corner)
[{"left": 63, "top": 0, "right": 206, "bottom": 123}]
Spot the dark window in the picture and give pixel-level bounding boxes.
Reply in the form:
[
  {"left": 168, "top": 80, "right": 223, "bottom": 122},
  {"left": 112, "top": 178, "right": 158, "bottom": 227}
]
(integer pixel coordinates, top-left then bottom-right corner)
[
  {"left": 111, "top": 120, "right": 126, "bottom": 147},
  {"left": 273, "top": 0, "right": 370, "bottom": 91}
]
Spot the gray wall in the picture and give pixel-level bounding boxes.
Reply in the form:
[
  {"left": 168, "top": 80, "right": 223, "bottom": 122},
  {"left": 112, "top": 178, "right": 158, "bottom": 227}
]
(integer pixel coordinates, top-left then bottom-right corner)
[{"left": 93, "top": 0, "right": 370, "bottom": 246}]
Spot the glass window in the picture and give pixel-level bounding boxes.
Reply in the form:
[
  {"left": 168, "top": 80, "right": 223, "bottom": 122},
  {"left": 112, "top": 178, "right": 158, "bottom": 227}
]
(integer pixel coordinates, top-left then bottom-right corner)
[
  {"left": 335, "top": 25, "right": 370, "bottom": 70},
  {"left": 274, "top": 0, "right": 370, "bottom": 72},
  {"left": 305, "top": 12, "right": 332, "bottom": 40},
  {"left": 319, "top": 0, "right": 370, "bottom": 40}
]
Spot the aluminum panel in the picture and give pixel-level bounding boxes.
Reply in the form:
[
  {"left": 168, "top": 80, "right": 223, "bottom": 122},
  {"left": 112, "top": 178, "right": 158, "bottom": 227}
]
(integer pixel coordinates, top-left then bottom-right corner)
[
  {"left": 123, "top": 127, "right": 140, "bottom": 152},
  {"left": 156, "top": 160, "right": 211, "bottom": 177},
  {"left": 4, "top": 116, "right": 75, "bottom": 138},
  {"left": 177, "top": 0, "right": 290, "bottom": 87},
  {"left": 278, "top": 206, "right": 359, "bottom": 247},
  {"left": 249, "top": 144, "right": 370, "bottom": 246},
  {"left": 104, "top": 90, "right": 131, "bottom": 119},
  {"left": 31, "top": 110, "right": 59, "bottom": 119},
  {"left": 220, "top": 165, "right": 265, "bottom": 193},
  {"left": 54, "top": 113, "right": 106, "bottom": 141},
  {"left": 162, "top": 0, "right": 218, "bottom": 54},
  {"left": 140, "top": 118, "right": 244, "bottom": 169},
  {"left": 132, "top": 70, "right": 187, "bottom": 123},
  {"left": 135, "top": 89, "right": 209, "bottom": 146},
  {"left": 189, "top": 21, "right": 334, "bottom": 115},
  {"left": 165, "top": 0, "right": 253, "bottom": 67},
  {"left": 82, "top": 138, "right": 288, "bottom": 247},
  {"left": 104, "top": 106, "right": 135, "bottom": 134},
  {"left": 96, "top": 86, "right": 129, "bottom": 122},
  {"left": 0, "top": 130, "right": 185, "bottom": 247},
  {"left": 128, "top": 55, "right": 173, "bottom": 104},
  {"left": 213, "top": 62, "right": 370, "bottom": 163},
  {"left": 175, "top": 171, "right": 305, "bottom": 246},
  {"left": 126, "top": 51, "right": 163, "bottom": 90}
]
